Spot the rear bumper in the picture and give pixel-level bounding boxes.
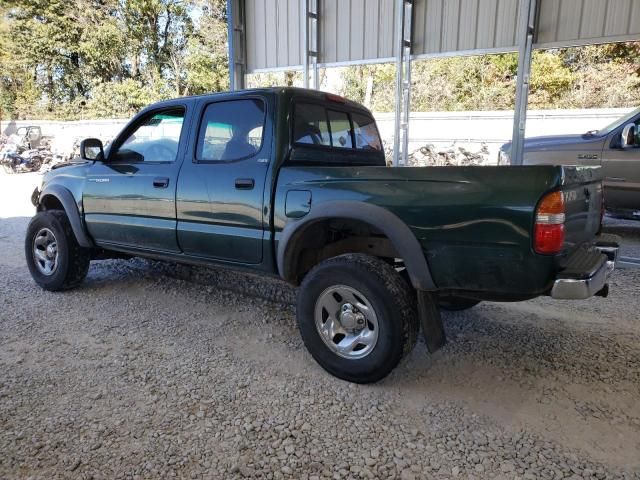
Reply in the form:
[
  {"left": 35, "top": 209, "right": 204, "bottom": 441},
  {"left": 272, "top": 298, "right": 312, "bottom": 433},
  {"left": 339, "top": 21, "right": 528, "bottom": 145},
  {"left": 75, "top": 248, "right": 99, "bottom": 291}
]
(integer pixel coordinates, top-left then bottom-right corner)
[{"left": 551, "top": 237, "right": 619, "bottom": 300}]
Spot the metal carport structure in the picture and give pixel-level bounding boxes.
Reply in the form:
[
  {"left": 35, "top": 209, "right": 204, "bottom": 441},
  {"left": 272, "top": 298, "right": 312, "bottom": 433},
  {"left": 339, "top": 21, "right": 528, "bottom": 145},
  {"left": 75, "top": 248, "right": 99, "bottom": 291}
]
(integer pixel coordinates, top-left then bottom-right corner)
[{"left": 227, "top": 0, "right": 640, "bottom": 165}]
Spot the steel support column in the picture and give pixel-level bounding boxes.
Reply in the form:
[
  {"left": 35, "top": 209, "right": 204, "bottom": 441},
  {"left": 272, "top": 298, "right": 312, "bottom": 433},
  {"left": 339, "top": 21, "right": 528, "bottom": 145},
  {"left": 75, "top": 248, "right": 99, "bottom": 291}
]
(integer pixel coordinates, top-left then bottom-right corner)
[
  {"left": 228, "top": 0, "right": 246, "bottom": 91},
  {"left": 393, "top": 0, "right": 413, "bottom": 167},
  {"left": 304, "top": 0, "right": 320, "bottom": 89},
  {"left": 511, "top": 0, "right": 538, "bottom": 166}
]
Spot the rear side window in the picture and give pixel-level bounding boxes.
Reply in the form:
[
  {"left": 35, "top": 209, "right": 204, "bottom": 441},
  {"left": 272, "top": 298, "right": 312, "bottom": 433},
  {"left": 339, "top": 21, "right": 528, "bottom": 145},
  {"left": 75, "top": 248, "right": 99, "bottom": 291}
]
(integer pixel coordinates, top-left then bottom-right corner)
[
  {"left": 293, "top": 103, "right": 331, "bottom": 146},
  {"left": 352, "top": 113, "right": 382, "bottom": 151},
  {"left": 328, "top": 110, "right": 353, "bottom": 149},
  {"left": 196, "top": 99, "right": 265, "bottom": 162},
  {"left": 292, "top": 102, "right": 381, "bottom": 154}
]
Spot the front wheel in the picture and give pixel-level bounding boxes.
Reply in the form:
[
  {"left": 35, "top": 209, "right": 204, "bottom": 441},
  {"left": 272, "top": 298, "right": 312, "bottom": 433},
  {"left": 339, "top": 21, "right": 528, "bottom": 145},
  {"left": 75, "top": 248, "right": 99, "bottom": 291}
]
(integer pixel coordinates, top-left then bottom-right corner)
[
  {"left": 25, "top": 210, "right": 91, "bottom": 291},
  {"left": 296, "top": 254, "right": 419, "bottom": 384}
]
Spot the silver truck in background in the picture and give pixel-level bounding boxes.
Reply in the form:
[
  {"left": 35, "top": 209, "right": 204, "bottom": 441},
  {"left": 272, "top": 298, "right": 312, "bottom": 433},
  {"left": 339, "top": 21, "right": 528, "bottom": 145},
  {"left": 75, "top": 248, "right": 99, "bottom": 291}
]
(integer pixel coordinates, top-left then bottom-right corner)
[{"left": 500, "top": 106, "right": 640, "bottom": 219}]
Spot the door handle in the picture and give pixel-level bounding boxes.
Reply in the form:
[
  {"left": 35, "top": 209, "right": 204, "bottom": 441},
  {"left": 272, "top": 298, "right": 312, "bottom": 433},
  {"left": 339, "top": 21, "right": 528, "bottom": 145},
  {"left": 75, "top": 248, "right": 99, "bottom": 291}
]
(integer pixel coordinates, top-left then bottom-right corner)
[
  {"left": 605, "top": 176, "right": 626, "bottom": 182},
  {"left": 153, "top": 177, "right": 170, "bottom": 188},
  {"left": 235, "top": 178, "right": 255, "bottom": 190}
]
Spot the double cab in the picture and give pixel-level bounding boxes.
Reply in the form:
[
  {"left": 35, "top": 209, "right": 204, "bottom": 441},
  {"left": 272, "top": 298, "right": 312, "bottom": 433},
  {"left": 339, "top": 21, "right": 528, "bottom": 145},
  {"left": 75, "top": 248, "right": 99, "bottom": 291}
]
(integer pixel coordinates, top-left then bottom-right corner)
[{"left": 27, "top": 88, "right": 618, "bottom": 383}]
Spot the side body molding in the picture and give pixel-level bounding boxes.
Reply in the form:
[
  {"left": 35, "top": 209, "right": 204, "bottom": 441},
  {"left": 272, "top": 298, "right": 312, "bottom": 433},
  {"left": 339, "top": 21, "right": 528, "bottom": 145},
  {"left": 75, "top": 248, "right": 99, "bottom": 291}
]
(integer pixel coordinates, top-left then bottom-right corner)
[
  {"left": 277, "top": 201, "right": 436, "bottom": 291},
  {"left": 39, "top": 184, "right": 94, "bottom": 248}
]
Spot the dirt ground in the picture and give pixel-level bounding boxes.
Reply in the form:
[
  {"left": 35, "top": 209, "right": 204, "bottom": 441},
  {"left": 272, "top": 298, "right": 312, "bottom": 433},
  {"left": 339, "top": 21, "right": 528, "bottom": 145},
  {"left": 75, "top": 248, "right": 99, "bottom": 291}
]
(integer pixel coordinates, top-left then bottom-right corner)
[{"left": 1, "top": 171, "right": 639, "bottom": 479}]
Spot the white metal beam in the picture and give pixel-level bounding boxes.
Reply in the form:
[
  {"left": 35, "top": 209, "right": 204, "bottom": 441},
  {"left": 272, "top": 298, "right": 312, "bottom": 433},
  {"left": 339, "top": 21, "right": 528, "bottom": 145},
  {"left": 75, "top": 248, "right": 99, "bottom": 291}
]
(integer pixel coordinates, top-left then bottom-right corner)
[
  {"left": 228, "top": 0, "right": 246, "bottom": 91},
  {"left": 393, "top": 0, "right": 413, "bottom": 167},
  {"left": 303, "top": 0, "right": 320, "bottom": 89},
  {"left": 511, "top": 0, "right": 538, "bottom": 166}
]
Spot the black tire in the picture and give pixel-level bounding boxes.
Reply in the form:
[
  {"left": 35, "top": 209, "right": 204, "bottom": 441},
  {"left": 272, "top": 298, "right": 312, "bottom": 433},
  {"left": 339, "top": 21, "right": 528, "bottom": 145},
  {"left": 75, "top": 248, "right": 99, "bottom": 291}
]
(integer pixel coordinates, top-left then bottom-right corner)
[
  {"left": 438, "top": 296, "right": 481, "bottom": 311},
  {"left": 296, "top": 253, "right": 419, "bottom": 384},
  {"left": 25, "top": 210, "right": 90, "bottom": 291}
]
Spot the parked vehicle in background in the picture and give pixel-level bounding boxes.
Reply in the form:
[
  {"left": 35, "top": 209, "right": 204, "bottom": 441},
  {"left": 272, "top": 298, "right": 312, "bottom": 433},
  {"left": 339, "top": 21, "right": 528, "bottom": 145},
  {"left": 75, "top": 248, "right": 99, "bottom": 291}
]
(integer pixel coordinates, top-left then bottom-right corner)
[
  {"left": 500, "top": 107, "right": 640, "bottom": 219},
  {"left": 0, "top": 125, "right": 58, "bottom": 174},
  {"left": 0, "top": 147, "right": 45, "bottom": 174},
  {"left": 26, "top": 88, "right": 619, "bottom": 383},
  {"left": 16, "top": 126, "right": 44, "bottom": 149}
]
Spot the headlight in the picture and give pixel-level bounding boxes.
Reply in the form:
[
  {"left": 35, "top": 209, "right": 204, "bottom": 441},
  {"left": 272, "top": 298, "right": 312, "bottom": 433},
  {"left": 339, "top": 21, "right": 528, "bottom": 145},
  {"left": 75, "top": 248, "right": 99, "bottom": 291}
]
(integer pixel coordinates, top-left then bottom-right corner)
[{"left": 498, "top": 150, "right": 511, "bottom": 165}]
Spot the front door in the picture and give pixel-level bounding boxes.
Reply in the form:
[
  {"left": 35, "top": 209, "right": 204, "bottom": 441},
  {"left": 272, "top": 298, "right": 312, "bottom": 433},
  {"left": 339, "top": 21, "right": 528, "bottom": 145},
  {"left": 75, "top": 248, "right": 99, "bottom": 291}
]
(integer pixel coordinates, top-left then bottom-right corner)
[
  {"left": 176, "top": 97, "right": 270, "bottom": 264},
  {"left": 602, "top": 114, "right": 640, "bottom": 213},
  {"left": 83, "top": 107, "right": 188, "bottom": 252}
]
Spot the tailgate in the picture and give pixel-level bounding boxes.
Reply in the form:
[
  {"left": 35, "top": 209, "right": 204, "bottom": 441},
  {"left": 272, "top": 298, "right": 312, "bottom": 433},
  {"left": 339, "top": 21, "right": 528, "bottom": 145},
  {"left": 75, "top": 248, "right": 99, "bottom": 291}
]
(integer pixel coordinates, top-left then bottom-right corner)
[{"left": 560, "top": 167, "right": 603, "bottom": 249}]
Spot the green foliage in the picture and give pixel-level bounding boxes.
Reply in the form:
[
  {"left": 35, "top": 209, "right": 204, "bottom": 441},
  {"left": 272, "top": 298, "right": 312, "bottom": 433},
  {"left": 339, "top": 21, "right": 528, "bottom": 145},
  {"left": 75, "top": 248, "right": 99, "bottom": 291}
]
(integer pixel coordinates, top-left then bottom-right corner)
[
  {"left": 528, "top": 51, "right": 576, "bottom": 107},
  {"left": 184, "top": 0, "right": 229, "bottom": 96},
  {"left": 85, "top": 79, "right": 173, "bottom": 118},
  {"left": 335, "top": 43, "right": 639, "bottom": 112},
  {"left": 0, "top": 0, "right": 638, "bottom": 121},
  {"left": 0, "top": 0, "right": 229, "bottom": 119}
]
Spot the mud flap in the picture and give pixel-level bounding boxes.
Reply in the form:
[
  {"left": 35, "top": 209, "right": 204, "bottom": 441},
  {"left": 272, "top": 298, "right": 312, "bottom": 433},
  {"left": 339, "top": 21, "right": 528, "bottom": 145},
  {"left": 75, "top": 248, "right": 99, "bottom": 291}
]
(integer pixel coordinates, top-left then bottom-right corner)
[{"left": 417, "top": 290, "right": 446, "bottom": 353}]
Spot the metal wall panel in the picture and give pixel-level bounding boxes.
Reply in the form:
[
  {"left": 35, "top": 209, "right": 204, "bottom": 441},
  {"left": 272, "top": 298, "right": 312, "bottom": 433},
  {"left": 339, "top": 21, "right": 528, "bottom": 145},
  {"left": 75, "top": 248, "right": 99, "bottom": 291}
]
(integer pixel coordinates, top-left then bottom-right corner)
[
  {"left": 245, "top": 0, "right": 304, "bottom": 71},
  {"left": 319, "top": 0, "right": 398, "bottom": 64},
  {"left": 244, "top": 0, "right": 640, "bottom": 73},
  {"left": 536, "top": 0, "right": 640, "bottom": 46},
  {"left": 631, "top": 0, "right": 640, "bottom": 34}
]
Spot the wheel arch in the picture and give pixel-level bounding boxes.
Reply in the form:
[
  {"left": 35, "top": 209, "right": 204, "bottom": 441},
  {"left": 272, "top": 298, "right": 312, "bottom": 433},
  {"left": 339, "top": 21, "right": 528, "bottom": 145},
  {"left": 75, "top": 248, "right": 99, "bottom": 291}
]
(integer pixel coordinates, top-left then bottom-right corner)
[
  {"left": 277, "top": 201, "right": 436, "bottom": 291},
  {"left": 38, "top": 184, "right": 94, "bottom": 248}
]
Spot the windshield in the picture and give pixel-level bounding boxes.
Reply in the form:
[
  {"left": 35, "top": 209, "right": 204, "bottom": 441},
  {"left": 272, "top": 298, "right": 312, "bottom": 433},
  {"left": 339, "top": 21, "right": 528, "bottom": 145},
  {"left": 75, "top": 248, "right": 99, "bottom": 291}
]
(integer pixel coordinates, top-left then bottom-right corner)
[{"left": 592, "top": 106, "right": 640, "bottom": 136}]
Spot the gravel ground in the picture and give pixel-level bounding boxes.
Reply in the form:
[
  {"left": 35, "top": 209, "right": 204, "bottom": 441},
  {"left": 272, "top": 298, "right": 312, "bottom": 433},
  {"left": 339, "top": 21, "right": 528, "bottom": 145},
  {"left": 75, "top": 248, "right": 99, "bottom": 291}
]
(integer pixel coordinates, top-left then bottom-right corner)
[{"left": 1, "top": 172, "right": 639, "bottom": 479}]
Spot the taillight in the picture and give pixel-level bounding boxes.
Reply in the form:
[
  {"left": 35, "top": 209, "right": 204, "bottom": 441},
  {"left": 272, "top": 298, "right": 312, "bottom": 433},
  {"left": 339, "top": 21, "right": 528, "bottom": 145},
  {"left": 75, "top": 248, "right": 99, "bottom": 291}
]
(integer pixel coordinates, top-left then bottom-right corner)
[{"left": 534, "top": 191, "right": 565, "bottom": 254}]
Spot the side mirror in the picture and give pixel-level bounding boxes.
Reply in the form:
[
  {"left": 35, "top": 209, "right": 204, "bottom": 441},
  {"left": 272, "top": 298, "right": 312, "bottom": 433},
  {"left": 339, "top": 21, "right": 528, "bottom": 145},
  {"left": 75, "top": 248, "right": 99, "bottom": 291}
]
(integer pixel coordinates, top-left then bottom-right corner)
[
  {"left": 80, "top": 138, "right": 104, "bottom": 161},
  {"left": 621, "top": 123, "right": 637, "bottom": 148}
]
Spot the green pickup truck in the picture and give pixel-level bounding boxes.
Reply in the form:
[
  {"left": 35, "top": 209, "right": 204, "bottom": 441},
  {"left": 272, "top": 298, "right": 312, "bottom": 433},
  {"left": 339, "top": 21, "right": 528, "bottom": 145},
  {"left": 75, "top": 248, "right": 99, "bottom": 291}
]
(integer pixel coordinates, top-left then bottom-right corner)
[{"left": 27, "top": 88, "right": 619, "bottom": 383}]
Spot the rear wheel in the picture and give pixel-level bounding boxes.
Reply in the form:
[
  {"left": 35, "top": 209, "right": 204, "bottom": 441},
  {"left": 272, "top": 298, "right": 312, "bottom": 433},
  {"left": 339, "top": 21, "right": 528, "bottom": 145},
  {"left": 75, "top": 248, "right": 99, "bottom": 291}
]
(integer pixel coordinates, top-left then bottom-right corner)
[
  {"left": 296, "top": 253, "right": 418, "bottom": 383},
  {"left": 438, "top": 296, "right": 481, "bottom": 311},
  {"left": 25, "top": 210, "right": 91, "bottom": 291}
]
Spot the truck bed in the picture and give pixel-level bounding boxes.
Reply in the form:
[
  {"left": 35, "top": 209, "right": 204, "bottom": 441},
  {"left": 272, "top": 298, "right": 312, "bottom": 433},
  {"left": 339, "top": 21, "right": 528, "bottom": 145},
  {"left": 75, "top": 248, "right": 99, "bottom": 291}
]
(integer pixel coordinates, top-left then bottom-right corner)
[{"left": 274, "top": 164, "right": 603, "bottom": 299}]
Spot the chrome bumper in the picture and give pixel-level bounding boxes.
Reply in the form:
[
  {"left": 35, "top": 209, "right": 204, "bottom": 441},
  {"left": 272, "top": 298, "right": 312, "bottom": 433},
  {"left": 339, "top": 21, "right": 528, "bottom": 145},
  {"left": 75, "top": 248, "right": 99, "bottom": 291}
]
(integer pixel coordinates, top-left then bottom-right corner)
[{"left": 551, "top": 244, "right": 618, "bottom": 300}]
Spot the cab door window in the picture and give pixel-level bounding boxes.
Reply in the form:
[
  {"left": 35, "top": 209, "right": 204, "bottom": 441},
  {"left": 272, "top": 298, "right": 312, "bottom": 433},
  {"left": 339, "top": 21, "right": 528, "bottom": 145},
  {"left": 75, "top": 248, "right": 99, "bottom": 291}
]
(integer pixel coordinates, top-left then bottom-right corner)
[
  {"left": 112, "top": 108, "right": 185, "bottom": 163},
  {"left": 196, "top": 99, "right": 266, "bottom": 162}
]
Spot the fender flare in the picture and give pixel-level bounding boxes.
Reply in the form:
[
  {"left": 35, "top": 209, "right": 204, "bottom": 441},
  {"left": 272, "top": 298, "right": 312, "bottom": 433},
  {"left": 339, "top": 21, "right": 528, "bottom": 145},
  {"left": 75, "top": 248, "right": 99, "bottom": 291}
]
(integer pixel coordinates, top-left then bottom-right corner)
[
  {"left": 39, "top": 184, "right": 94, "bottom": 248},
  {"left": 277, "top": 200, "right": 436, "bottom": 290}
]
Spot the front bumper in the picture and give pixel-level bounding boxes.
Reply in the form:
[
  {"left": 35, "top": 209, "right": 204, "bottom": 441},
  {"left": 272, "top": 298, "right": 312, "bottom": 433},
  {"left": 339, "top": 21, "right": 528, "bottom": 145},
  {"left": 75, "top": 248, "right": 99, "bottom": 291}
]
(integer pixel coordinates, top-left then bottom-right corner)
[{"left": 551, "top": 237, "right": 619, "bottom": 300}]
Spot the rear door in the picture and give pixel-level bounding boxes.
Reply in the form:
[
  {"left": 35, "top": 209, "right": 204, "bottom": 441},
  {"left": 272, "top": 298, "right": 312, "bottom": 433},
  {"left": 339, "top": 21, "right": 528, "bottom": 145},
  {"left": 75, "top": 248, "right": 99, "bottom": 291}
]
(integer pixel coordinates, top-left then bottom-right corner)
[
  {"left": 602, "top": 113, "right": 640, "bottom": 212},
  {"left": 176, "top": 96, "right": 271, "bottom": 264},
  {"left": 83, "top": 107, "right": 188, "bottom": 252}
]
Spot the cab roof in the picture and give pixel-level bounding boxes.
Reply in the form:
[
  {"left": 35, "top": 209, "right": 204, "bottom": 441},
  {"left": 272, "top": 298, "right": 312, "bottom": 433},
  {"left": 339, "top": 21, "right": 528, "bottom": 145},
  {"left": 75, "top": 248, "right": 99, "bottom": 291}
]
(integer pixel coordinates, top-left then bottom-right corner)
[{"left": 143, "top": 87, "right": 373, "bottom": 116}]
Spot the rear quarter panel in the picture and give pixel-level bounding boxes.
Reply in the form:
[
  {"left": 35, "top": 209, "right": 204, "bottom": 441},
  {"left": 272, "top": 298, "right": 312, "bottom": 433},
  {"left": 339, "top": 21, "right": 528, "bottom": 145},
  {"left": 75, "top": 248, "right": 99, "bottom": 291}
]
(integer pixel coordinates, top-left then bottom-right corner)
[{"left": 274, "top": 165, "right": 568, "bottom": 297}]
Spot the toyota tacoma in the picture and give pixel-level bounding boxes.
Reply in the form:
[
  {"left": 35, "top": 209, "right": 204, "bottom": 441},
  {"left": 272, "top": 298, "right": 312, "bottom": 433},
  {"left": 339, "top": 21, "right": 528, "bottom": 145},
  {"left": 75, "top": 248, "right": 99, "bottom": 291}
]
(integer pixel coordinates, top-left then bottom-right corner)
[{"left": 27, "top": 88, "right": 619, "bottom": 383}]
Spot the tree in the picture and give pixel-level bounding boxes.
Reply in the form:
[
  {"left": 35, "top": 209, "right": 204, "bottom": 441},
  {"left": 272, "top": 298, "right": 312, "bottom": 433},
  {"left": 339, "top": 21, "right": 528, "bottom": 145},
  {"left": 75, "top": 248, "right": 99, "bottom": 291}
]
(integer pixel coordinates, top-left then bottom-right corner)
[
  {"left": 183, "top": 0, "right": 229, "bottom": 95},
  {"left": 1, "top": 0, "right": 637, "bottom": 121},
  {"left": 0, "top": 0, "right": 231, "bottom": 119}
]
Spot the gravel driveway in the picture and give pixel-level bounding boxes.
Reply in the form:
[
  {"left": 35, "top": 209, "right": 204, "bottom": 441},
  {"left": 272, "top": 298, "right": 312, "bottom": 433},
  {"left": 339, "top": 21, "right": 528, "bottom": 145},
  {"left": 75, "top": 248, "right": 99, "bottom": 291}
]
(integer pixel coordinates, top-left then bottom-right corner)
[{"left": 1, "top": 172, "right": 639, "bottom": 479}]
